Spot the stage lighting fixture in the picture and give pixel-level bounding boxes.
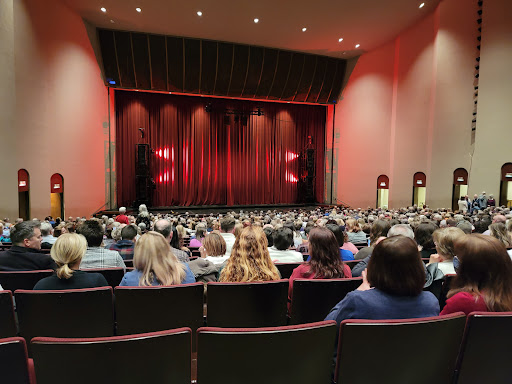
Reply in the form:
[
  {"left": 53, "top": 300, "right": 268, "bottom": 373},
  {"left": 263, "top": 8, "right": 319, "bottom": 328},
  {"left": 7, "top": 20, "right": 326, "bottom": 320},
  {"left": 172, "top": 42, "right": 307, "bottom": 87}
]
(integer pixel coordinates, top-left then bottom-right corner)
[
  {"left": 205, "top": 103, "right": 212, "bottom": 113},
  {"left": 257, "top": 108, "right": 262, "bottom": 116}
]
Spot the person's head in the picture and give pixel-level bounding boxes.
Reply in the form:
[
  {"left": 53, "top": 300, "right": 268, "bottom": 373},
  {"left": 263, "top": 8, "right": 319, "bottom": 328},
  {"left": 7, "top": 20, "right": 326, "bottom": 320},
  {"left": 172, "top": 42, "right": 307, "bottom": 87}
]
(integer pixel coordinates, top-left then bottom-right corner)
[
  {"left": 195, "top": 226, "right": 206, "bottom": 240},
  {"left": 233, "top": 223, "right": 244, "bottom": 239},
  {"left": 492, "top": 214, "right": 506, "bottom": 224},
  {"left": 367, "top": 236, "right": 425, "bottom": 296},
  {"left": 76, "top": 220, "right": 104, "bottom": 247},
  {"left": 489, "top": 222, "right": 512, "bottom": 248},
  {"left": 51, "top": 233, "right": 87, "bottom": 280},
  {"left": 202, "top": 232, "right": 226, "bottom": 257},
  {"left": 121, "top": 225, "right": 138, "bottom": 241},
  {"left": 138, "top": 204, "right": 148, "bottom": 213},
  {"left": 220, "top": 217, "right": 236, "bottom": 233},
  {"left": 387, "top": 224, "right": 414, "bottom": 239},
  {"left": 325, "top": 224, "right": 344, "bottom": 247},
  {"left": 456, "top": 220, "right": 473, "bottom": 234},
  {"left": 40, "top": 222, "right": 54, "bottom": 237},
  {"left": 449, "top": 234, "right": 512, "bottom": 311},
  {"left": 369, "top": 220, "right": 391, "bottom": 246},
  {"left": 154, "top": 219, "right": 172, "bottom": 241},
  {"left": 263, "top": 227, "right": 274, "bottom": 247},
  {"left": 220, "top": 226, "right": 280, "bottom": 282},
  {"left": 119, "top": 207, "right": 127, "bottom": 214},
  {"left": 307, "top": 227, "right": 346, "bottom": 278},
  {"left": 414, "top": 222, "right": 437, "bottom": 249},
  {"left": 133, "top": 231, "right": 186, "bottom": 286},
  {"left": 432, "top": 227, "right": 465, "bottom": 260},
  {"left": 10, "top": 221, "right": 42, "bottom": 249},
  {"left": 272, "top": 227, "right": 293, "bottom": 250},
  {"left": 345, "top": 218, "right": 362, "bottom": 233}
]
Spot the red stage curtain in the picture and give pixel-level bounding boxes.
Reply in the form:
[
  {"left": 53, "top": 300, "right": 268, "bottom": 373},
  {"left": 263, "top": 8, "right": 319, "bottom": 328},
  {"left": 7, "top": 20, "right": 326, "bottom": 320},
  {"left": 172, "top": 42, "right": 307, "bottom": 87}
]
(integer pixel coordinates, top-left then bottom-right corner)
[{"left": 115, "top": 91, "right": 325, "bottom": 207}]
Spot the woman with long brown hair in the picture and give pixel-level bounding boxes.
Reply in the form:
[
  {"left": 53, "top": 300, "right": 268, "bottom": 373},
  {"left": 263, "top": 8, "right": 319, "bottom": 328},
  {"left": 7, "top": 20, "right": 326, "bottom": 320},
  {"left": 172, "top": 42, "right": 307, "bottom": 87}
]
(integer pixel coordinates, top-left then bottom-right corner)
[
  {"left": 288, "top": 227, "right": 352, "bottom": 305},
  {"left": 441, "top": 234, "right": 512, "bottom": 315},
  {"left": 219, "top": 226, "right": 280, "bottom": 282}
]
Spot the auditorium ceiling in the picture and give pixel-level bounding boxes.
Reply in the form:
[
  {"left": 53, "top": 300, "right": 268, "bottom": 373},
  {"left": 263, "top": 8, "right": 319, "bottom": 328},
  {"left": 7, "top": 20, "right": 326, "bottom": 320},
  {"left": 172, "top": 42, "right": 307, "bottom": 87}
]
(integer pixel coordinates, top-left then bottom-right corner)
[{"left": 62, "top": 0, "right": 441, "bottom": 58}]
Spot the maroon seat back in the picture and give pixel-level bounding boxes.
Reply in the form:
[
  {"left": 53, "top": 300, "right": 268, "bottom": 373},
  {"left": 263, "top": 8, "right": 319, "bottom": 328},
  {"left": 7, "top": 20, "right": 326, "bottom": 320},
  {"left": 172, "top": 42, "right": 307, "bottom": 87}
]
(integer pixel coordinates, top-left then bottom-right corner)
[
  {"left": 0, "top": 337, "right": 32, "bottom": 384},
  {"left": 0, "top": 270, "right": 53, "bottom": 291},
  {"left": 0, "top": 290, "right": 16, "bottom": 338},
  {"left": 275, "top": 263, "right": 302, "bottom": 278},
  {"left": 81, "top": 268, "right": 125, "bottom": 287}
]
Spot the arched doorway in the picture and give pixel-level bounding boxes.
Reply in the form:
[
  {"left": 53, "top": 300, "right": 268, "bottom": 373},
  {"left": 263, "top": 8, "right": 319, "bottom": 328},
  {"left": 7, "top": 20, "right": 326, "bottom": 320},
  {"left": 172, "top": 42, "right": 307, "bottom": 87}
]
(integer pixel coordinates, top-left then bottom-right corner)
[
  {"left": 376, "top": 175, "right": 389, "bottom": 209},
  {"left": 452, "top": 168, "right": 469, "bottom": 211},
  {"left": 499, "top": 163, "right": 512, "bottom": 207},
  {"left": 413, "top": 172, "right": 427, "bottom": 208},
  {"left": 18, "top": 169, "right": 30, "bottom": 220},
  {"left": 50, "top": 173, "right": 64, "bottom": 219}
]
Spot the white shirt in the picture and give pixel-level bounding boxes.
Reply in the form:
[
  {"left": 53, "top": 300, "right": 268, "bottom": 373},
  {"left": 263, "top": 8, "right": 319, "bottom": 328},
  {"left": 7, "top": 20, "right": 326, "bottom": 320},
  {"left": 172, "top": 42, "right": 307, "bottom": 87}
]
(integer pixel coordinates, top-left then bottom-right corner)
[
  {"left": 437, "top": 261, "right": 456, "bottom": 276},
  {"left": 42, "top": 235, "right": 57, "bottom": 244},
  {"left": 220, "top": 232, "right": 236, "bottom": 257},
  {"left": 205, "top": 255, "right": 230, "bottom": 265},
  {"left": 267, "top": 246, "right": 303, "bottom": 263}
]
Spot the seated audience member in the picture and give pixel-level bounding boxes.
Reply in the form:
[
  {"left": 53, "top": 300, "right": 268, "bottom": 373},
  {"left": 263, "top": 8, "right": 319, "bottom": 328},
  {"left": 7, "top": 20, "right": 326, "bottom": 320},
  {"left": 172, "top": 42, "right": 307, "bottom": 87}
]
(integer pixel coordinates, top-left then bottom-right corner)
[
  {"left": 40, "top": 221, "right": 58, "bottom": 249},
  {"left": 200, "top": 232, "right": 229, "bottom": 265},
  {"left": 345, "top": 219, "right": 367, "bottom": 244},
  {"left": 289, "top": 227, "right": 352, "bottom": 306},
  {"left": 34, "top": 233, "right": 108, "bottom": 290},
  {"left": 415, "top": 222, "right": 438, "bottom": 258},
  {"left": 267, "top": 227, "right": 303, "bottom": 263},
  {"left": 326, "top": 236, "right": 440, "bottom": 361},
  {"left": 233, "top": 223, "right": 244, "bottom": 239},
  {"left": 325, "top": 224, "right": 354, "bottom": 261},
  {"left": 154, "top": 219, "right": 189, "bottom": 262},
  {"left": 340, "top": 230, "right": 358, "bottom": 255},
  {"left": 296, "top": 225, "right": 313, "bottom": 253},
  {"left": 220, "top": 226, "right": 280, "bottom": 282},
  {"left": 0, "top": 223, "right": 10, "bottom": 243},
  {"left": 354, "top": 220, "right": 391, "bottom": 260},
  {"left": 456, "top": 220, "right": 473, "bottom": 234},
  {"left": 109, "top": 224, "right": 137, "bottom": 260},
  {"left": 77, "top": 220, "right": 126, "bottom": 270},
  {"left": 441, "top": 234, "right": 512, "bottom": 315},
  {"left": 171, "top": 226, "right": 192, "bottom": 260},
  {"left": 0, "top": 221, "right": 56, "bottom": 271},
  {"left": 428, "top": 227, "right": 465, "bottom": 275},
  {"left": 120, "top": 231, "right": 195, "bottom": 286},
  {"left": 482, "top": 214, "right": 506, "bottom": 235},
  {"left": 189, "top": 225, "right": 206, "bottom": 248},
  {"left": 263, "top": 226, "right": 274, "bottom": 247},
  {"left": 115, "top": 207, "right": 130, "bottom": 224},
  {"left": 489, "top": 222, "right": 512, "bottom": 252},
  {"left": 220, "top": 217, "right": 237, "bottom": 257}
]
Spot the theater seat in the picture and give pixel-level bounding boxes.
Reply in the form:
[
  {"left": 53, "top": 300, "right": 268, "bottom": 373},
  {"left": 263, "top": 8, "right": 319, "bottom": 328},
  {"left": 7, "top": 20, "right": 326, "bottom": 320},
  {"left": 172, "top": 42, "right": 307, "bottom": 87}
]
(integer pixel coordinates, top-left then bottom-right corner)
[
  {"left": 197, "top": 321, "right": 336, "bottom": 384},
  {"left": 0, "top": 270, "right": 53, "bottom": 291},
  {"left": 275, "top": 262, "right": 302, "bottom": 278},
  {"left": 15, "top": 287, "right": 114, "bottom": 353},
  {"left": 0, "top": 290, "right": 16, "bottom": 338},
  {"left": 206, "top": 280, "right": 288, "bottom": 327},
  {"left": 290, "top": 278, "right": 362, "bottom": 324},
  {"left": 32, "top": 328, "right": 191, "bottom": 384},
  {"left": 456, "top": 311, "right": 512, "bottom": 384},
  {"left": 0, "top": 337, "right": 33, "bottom": 384},
  {"left": 335, "top": 313, "right": 466, "bottom": 384},
  {"left": 81, "top": 267, "right": 125, "bottom": 287}
]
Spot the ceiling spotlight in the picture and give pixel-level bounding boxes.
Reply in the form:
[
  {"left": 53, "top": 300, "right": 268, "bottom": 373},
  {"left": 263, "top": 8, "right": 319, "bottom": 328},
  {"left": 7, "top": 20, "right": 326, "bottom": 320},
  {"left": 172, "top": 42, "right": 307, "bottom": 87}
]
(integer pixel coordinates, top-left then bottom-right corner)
[
  {"left": 355, "top": 44, "right": 360, "bottom": 48},
  {"left": 100, "top": 7, "right": 107, "bottom": 13},
  {"left": 338, "top": 38, "right": 343, "bottom": 42},
  {"left": 254, "top": 18, "right": 259, "bottom": 23},
  {"left": 136, "top": 7, "right": 142, "bottom": 12},
  {"left": 419, "top": 2, "right": 425, "bottom": 8},
  {"left": 302, "top": 27, "right": 307, "bottom": 32},
  {"left": 197, "top": 11, "right": 202, "bottom": 16}
]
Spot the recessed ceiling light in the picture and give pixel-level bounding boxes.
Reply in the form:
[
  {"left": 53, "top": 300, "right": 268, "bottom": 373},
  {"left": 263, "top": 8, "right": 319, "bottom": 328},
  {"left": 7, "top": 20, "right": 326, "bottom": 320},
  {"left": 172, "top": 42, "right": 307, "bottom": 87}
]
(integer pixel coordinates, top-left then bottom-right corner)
[
  {"left": 338, "top": 38, "right": 343, "bottom": 42},
  {"left": 302, "top": 27, "right": 307, "bottom": 32},
  {"left": 355, "top": 44, "right": 360, "bottom": 48},
  {"left": 100, "top": 7, "right": 106, "bottom": 13},
  {"left": 419, "top": 2, "right": 425, "bottom": 8},
  {"left": 136, "top": 7, "right": 142, "bottom": 13},
  {"left": 254, "top": 18, "right": 259, "bottom": 23},
  {"left": 197, "top": 11, "right": 202, "bottom": 16}
]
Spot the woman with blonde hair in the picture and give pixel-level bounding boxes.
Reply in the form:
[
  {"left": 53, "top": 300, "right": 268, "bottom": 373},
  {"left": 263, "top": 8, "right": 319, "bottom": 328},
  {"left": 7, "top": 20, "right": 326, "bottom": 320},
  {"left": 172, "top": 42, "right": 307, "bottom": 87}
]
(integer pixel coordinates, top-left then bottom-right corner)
[
  {"left": 220, "top": 226, "right": 280, "bottom": 282},
  {"left": 120, "top": 231, "right": 195, "bottom": 286},
  {"left": 34, "top": 233, "right": 108, "bottom": 290},
  {"left": 345, "top": 218, "right": 367, "bottom": 244},
  {"left": 428, "top": 227, "right": 465, "bottom": 275},
  {"left": 489, "top": 222, "right": 512, "bottom": 249}
]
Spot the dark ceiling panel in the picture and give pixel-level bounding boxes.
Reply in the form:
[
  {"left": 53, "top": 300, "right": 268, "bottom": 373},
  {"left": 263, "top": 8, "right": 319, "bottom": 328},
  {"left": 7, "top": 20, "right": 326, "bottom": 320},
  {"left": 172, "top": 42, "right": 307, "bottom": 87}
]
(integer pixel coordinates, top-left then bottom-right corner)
[
  {"left": 228, "top": 45, "right": 249, "bottom": 97},
  {"left": 167, "top": 36, "right": 184, "bottom": 92},
  {"left": 255, "top": 48, "right": 278, "bottom": 98},
  {"left": 306, "top": 56, "right": 328, "bottom": 103},
  {"left": 98, "top": 29, "right": 120, "bottom": 86},
  {"left": 327, "top": 60, "right": 347, "bottom": 104},
  {"left": 131, "top": 33, "right": 151, "bottom": 89},
  {"left": 316, "top": 58, "right": 338, "bottom": 103},
  {"left": 200, "top": 40, "right": 217, "bottom": 95},
  {"left": 242, "top": 46, "right": 264, "bottom": 98},
  {"left": 215, "top": 42, "right": 233, "bottom": 96},
  {"left": 268, "top": 51, "right": 292, "bottom": 100},
  {"left": 294, "top": 55, "right": 317, "bottom": 102},
  {"left": 148, "top": 34, "right": 167, "bottom": 91},
  {"left": 113, "top": 31, "right": 135, "bottom": 88},
  {"left": 281, "top": 54, "right": 305, "bottom": 101},
  {"left": 184, "top": 39, "right": 201, "bottom": 94}
]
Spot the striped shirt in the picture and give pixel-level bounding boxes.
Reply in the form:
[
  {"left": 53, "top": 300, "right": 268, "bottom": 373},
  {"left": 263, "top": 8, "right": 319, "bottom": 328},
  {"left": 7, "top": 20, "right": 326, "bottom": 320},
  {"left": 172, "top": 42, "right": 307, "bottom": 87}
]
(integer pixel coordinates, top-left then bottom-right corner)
[{"left": 80, "top": 247, "right": 126, "bottom": 271}]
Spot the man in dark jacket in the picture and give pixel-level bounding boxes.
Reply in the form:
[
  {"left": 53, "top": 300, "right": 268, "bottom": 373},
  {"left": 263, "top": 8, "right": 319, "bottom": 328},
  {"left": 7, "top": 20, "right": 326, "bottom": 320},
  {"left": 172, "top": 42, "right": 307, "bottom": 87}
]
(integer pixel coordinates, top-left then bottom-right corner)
[{"left": 0, "top": 221, "right": 56, "bottom": 271}]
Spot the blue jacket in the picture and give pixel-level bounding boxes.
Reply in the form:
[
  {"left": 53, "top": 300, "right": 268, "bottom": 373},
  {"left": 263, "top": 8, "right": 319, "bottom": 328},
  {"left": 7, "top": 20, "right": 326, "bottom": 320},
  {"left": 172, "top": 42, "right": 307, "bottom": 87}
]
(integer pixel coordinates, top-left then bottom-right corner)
[{"left": 119, "top": 263, "right": 196, "bottom": 286}]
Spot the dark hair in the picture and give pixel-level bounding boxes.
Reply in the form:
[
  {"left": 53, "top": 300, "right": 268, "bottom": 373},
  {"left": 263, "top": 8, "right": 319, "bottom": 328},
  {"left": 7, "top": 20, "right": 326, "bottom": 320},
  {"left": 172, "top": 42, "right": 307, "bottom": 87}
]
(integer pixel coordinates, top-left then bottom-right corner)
[
  {"left": 10, "top": 221, "right": 40, "bottom": 245},
  {"left": 170, "top": 227, "right": 180, "bottom": 249},
  {"left": 369, "top": 220, "right": 391, "bottom": 246},
  {"left": 220, "top": 217, "right": 236, "bottom": 233},
  {"left": 154, "top": 220, "right": 172, "bottom": 239},
  {"left": 306, "top": 227, "right": 346, "bottom": 278},
  {"left": 304, "top": 225, "right": 315, "bottom": 236},
  {"left": 326, "top": 224, "right": 344, "bottom": 247},
  {"left": 272, "top": 227, "right": 293, "bottom": 250},
  {"left": 263, "top": 227, "right": 274, "bottom": 247},
  {"left": 449, "top": 234, "right": 512, "bottom": 311},
  {"left": 76, "top": 220, "right": 104, "bottom": 247},
  {"left": 367, "top": 236, "right": 425, "bottom": 296},
  {"left": 121, "top": 225, "right": 138, "bottom": 241},
  {"left": 195, "top": 227, "right": 206, "bottom": 240},
  {"left": 414, "top": 222, "right": 437, "bottom": 249}
]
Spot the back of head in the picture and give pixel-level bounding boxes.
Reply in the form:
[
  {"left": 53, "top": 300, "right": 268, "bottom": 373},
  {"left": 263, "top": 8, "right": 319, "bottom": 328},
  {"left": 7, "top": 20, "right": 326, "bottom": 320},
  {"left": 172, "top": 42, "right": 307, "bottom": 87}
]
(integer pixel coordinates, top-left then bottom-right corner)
[
  {"left": 133, "top": 231, "right": 186, "bottom": 286},
  {"left": 154, "top": 219, "right": 172, "bottom": 239},
  {"left": 40, "top": 222, "right": 53, "bottom": 237},
  {"left": 346, "top": 218, "right": 361, "bottom": 233},
  {"left": 325, "top": 224, "right": 344, "bottom": 247},
  {"left": 121, "top": 225, "right": 138, "bottom": 241},
  {"left": 450, "top": 234, "right": 512, "bottom": 311},
  {"left": 220, "top": 217, "right": 236, "bottom": 233},
  {"left": 119, "top": 207, "right": 127, "bottom": 214},
  {"left": 195, "top": 226, "right": 206, "bottom": 239},
  {"left": 432, "top": 227, "right": 465, "bottom": 260},
  {"left": 456, "top": 220, "right": 473, "bottom": 234},
  {"left": 414, "top": 222, "right": 437, "bottom": 249},
  {"left": 76, "top": 220, "right": 104, "bottom": 247},
  {"left": 51, "top": 233, "right": 87, "bottom": 279},
  {"left": 490, "top": 222, "right": 512, "bottom": 248},
  {"left": 272, "top": 227, "right": 293, "bottom": 250},
  {"left": 370, "top": 220, "right": 391, "bottom": 246},
  {"left": 10, "top": 221, "right": 40, "bottom": 246},
  {"left": 263, "top": 227, "right": 274, "bottom": 247},
  {"left": 367, "top": 235, "right": 425, "bottom": 296},
  {"left": 308, "top": 227, "right": 346, "bottom": 278},
  {"left": 387, "top": 224, "right": 414, "bottom": 239},
  {"left": 202, "top": 232, "right": 226, "bottom": 257},
  {"left": 220, "top": 226, "right": 279, "bottom": 282}
]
